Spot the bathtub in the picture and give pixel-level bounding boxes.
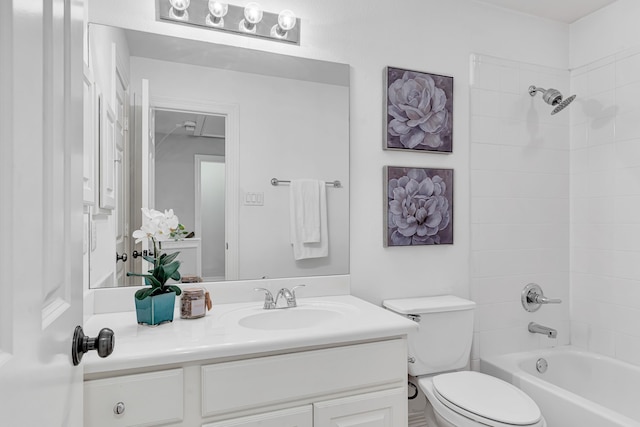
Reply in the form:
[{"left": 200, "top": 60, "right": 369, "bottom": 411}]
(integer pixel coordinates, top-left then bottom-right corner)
[{"left": 481, "top": 346, "right": 640, "bottom": 427}]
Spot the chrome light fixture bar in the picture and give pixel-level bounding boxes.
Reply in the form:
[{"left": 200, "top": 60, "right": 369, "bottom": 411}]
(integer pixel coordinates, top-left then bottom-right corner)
[{"left": 159, "top": 0, "right": 301, "bottom": 45}]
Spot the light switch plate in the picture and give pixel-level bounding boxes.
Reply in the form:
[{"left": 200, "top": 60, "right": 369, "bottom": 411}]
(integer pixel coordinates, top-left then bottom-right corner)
[{"left": 244, "top": 192, "right": 264, "bottom": 206}]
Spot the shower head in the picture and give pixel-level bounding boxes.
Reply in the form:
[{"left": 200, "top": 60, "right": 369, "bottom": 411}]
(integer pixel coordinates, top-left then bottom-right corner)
[{"left": 528, "top": 85, "right": 576, "bottom": 115}]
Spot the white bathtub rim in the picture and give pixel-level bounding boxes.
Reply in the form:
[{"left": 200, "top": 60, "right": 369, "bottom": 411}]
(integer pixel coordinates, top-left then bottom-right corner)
[{"left": 480, "top": 345, "right": 640, "bottom": 427}]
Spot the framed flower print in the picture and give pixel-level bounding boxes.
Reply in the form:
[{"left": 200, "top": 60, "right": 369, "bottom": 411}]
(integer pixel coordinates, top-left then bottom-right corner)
[
  {"left": 385, "top": 67, "right": 453, "bottom": 153},
  {"left": 384, "top": 166, "right": 453, "bottom": 246}
]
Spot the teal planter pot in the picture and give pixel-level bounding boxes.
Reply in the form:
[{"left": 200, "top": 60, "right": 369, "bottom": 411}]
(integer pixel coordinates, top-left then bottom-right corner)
[{"left": 135, "top": 292, "right": 176, "bottom": 325}]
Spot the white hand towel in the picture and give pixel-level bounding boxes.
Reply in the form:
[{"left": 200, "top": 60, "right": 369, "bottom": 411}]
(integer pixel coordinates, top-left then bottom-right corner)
[{"left": 289, "top": 179, "right": 329, "bottom": 260}]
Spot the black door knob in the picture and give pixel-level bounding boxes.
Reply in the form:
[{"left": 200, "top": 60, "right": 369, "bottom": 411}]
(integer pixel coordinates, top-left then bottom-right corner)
[
  {"left": 116, "top": 252, "right": 128, "bottom": 263},
  {"left": 72, "top": 326, "right": 115, "bottom": 366}
]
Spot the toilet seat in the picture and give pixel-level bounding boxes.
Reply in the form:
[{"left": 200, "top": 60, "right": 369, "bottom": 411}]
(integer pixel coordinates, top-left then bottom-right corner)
[{"left": 420, "top": 372, "right": 544, "bottom": 427}]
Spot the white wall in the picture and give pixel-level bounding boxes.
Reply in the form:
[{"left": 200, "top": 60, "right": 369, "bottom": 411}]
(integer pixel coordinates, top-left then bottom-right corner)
[
  {"left": 89, "top": 0, "right": 569, "bottom": 304},
  {"left": 154, "top": 132, "right": 224, "bottom": 232},
  {"left": 569, "top": 0, "right": 640, "bottom": 366},
  {"left": 130, "top": 56, "right": 349, "bottom": 280},
  {"left": 470, "top": 54, "right": 571, "bottom": 366}
]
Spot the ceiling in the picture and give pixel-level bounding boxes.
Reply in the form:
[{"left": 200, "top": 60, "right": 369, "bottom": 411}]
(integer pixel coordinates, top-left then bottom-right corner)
[{"left": 473, "top": 0, "right": 618, "bottom": 23}]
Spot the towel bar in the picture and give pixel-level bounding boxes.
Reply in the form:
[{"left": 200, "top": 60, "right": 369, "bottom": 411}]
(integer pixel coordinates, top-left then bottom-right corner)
[{"left": 271, "top": 178, "right": 342, "bottom": 188}]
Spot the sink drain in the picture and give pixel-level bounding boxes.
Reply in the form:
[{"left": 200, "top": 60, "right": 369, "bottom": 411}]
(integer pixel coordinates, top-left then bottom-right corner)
[{"left": 536, "top": 357, "right": 548, "bottom": 373}]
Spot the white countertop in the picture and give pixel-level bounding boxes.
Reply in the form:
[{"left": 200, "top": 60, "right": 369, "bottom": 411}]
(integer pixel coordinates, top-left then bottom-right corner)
[{"left": 83, "top": 295, "right": 417, "bottom": 375}]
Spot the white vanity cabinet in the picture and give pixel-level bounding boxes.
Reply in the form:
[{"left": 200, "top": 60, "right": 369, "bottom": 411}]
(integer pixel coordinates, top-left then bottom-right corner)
[{"left": 84, "top": 338, "right": 408, "bottom": 427}]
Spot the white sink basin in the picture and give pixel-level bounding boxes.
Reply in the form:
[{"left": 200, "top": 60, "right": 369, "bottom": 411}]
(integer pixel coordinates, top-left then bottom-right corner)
[
  {"left": 239, "top": 308, "right": 343, "bottom": 330},
  {"left": 220, "top": 300, "right": 359, "bottom": 331}
]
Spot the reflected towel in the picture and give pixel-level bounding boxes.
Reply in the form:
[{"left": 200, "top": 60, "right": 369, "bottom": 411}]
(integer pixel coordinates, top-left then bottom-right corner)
[{"left": 289, "top": 179, "right": 329, "bottom": 260}]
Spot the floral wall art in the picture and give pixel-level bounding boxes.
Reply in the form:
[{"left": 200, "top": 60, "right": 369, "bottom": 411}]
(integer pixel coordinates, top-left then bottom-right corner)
[
  {"left": 385, "top": 67, "right": 453, "bottom": 153},
  {"left": 384, "top": 167, "right": 453, "bottom": 246}
]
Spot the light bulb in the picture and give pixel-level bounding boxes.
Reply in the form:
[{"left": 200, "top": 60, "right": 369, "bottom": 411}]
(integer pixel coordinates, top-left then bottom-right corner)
[
  {"left": 169, "top": 0, "right": 190, "bottom": 12},
  {"left": 240, "top": 2, "right": 263, "bottom": 32},
  {"left": 278, "top": 10, "right": 296, "bottom": 31},
  {"left": 208, "top": 1, "right": 228, "bottom": 18},
  {"left": 244, "top": 2, "right": 263, "bottom": 24},
  {"left": 169, "top": 0, "right": 190, "bottom": 20},
  {"left": 206, "top": 1, "right": 228, "bottom": 27},
  {"left": 272, "top": 9, "right": 296, "bottom": 38}
]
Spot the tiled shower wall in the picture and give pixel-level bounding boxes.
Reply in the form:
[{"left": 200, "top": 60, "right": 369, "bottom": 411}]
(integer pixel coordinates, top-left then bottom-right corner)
[
  {"left": 469, "top": 55, "right": 571, "bottom": 367},
  {"left": 570, "top": 48, "right": 640, "bottom": 365}
]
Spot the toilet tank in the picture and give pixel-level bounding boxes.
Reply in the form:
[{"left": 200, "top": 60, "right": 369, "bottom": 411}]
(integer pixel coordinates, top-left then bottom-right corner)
[{"left": 383, "top": 296, "right": 475, "bottom": 377}]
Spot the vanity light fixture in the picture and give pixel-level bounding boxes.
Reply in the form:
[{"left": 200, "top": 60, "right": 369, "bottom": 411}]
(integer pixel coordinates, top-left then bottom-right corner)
[{"left": 158, "top": 0, "right": 301, "bottom": 45}]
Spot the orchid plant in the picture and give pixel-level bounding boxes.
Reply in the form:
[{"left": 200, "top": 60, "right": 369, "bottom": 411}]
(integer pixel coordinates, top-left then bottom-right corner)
[{"left": 127, "top": 208, "right": 190, "bottom": 300}]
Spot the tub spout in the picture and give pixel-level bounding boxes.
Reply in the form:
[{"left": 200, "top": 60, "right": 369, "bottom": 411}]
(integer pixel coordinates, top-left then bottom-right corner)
[{"left": 528, "top": 322, "right": 557, "bottom": 338}]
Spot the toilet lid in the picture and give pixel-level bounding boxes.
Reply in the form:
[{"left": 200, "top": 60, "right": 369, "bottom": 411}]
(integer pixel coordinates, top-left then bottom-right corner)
[{"left": 432, "top": 372, "right": 542, "bottom": 426}]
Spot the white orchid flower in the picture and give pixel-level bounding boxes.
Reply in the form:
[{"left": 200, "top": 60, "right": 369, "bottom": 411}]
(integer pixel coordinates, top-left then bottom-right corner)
[{"left": 132, "top": 208, "right": 186, "bottom": 243}]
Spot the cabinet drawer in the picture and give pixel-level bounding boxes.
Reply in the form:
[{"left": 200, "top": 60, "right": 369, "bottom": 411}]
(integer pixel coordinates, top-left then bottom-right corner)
[
  {"left": 314, "top": 387, "right": 407, "bottom": 427},
  {"left": 202, "top": 339, "right": 406, "bottom": 418},
  {"left": 203, "top": 405, "right": 312, "bottom": 427},
  {"left": 84, "top": 368, "right": 183, "bottom": 427}
]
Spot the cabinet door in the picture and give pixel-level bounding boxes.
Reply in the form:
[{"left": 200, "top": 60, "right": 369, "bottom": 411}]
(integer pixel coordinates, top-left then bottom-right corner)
[
  {"left": 203, "top": 405, "right": 312, "bottom": 427},
  {"left": 314, "top": 388, "right": 407, "bottom": 427}
]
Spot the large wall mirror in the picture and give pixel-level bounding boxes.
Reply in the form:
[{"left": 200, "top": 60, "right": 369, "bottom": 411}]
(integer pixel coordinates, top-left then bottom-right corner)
[{"left": 86, "top": 23, "right": 350, "bottom": 289}]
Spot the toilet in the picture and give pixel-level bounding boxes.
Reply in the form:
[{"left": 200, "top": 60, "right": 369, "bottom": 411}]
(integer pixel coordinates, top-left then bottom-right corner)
[{"left": 383, "top": 296, "right": 546, "bottom": 427}]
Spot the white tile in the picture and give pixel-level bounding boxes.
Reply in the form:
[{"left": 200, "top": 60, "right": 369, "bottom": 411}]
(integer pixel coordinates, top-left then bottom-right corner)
[
  {"left": 613, "top": 224, "right": 640, "bottom": 251},
  {"left": 478, "top": 328, "right": 522, "bottom": 359},
  {"left": 471, "top": 197, "right": 569, "bottom": 225},
  {"left": 614, "top": 196, "right": 640, "bottom": 223},
  {"left": 570, "top": 321, "right": 589, "bottom": 349},
  {"left": 612, "top": 305, "right": 640, "bottom": 336},
  {"left": 616, "top": 111, "right": 640, "bottom": 142},
  {"left": 616, "top": 81, "right": 640, "bottom": 115},
  {"left": 588, "top": 327, "right": 616, "bottom": 357},
  {"left": 588, "top": 144, "right": 617, "bottom": 171},
  {"left": 615, "top": 167, "right": 640, "bottom": 196},
  {"left": 571, "top": 123, "right": 588, "bottom": 150},
  {"left": 613, "top": 250, "right": 640, "bottom": 281},
  {"left": 614, "top": 334, "right": 640, "bottom": 367},
  {"left": 616, "top": 139, "right": 640, "bottom": 169},
  {"left": 587, "top": 170, "right": 616, "bottom": 197},
  {"left": 616, "top": 53, "right": 640, "bottom": 88},
  {"left": 472, "top": 62, "right": 503, "bottom": 91},
  {"left": 471, "top": 142, "right": 503, "bottom": 171},
  {"left": 570, "top": 148, "right": 588, "bottom": 175},
  {"left": 587, "top": 116, "right": 616, "bottom": 146},
  {"left": 610, "top": 278, "right": 640, "bottom": 309},
  {"left": 588, "top": 63, "right": 616, "bottom": 95}
]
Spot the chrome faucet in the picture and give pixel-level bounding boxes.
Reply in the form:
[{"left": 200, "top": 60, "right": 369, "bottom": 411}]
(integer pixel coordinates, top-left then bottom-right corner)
[
  {"left": 528, "top": 322, "right": 557, "bottom": 338},
  {"left": 254, "top": 285, "right": 305, "bottom": 309}
]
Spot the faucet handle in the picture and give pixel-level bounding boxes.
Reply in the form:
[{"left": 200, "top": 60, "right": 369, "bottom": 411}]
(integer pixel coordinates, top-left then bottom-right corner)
[
  {"left": 521, "top": 283, "right": 561, "bottom": 312},
  {"left": 254, "top": 287, "right": 275, "bottom": 309}
]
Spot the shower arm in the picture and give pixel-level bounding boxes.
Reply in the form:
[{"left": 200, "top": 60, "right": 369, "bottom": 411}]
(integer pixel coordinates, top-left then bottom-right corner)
[{"left": 528, "top": 85, "right": 547, "bottom": 97}]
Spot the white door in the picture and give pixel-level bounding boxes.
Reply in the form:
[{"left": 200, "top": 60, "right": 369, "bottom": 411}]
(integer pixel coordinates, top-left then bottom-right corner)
[{"left": 0, "top": 0, "right": 85, "bottom": 425}]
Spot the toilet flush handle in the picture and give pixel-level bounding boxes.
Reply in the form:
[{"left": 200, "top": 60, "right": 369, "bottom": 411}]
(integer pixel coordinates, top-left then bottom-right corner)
[{"left": 407, "top": 314, "right": 421, "bottom": 322}]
